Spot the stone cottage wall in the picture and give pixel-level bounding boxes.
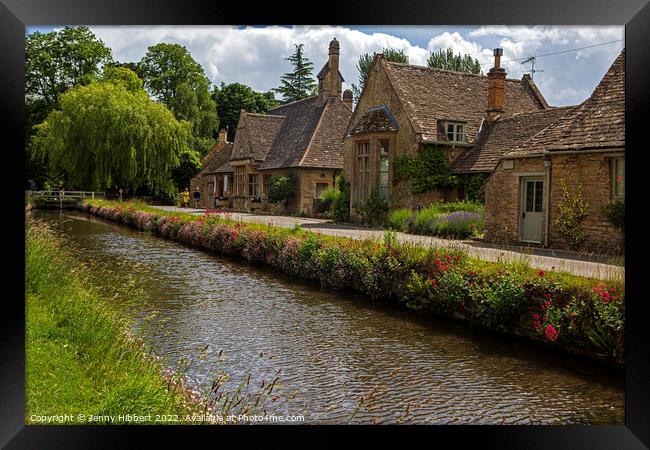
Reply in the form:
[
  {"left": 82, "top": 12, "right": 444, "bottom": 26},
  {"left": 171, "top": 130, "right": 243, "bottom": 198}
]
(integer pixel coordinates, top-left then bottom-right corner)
[
  {"left": 484, "top": 153, "right": 624, "bottom": 254},
  {"left": 548, "top": 153, "right": 624, "bottom": 254}
]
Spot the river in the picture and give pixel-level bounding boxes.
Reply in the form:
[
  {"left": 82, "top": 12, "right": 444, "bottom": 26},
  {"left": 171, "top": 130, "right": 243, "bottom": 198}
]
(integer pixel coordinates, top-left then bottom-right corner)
[{"left": 35, "top": 210, "right": 624, "bottom": 424}]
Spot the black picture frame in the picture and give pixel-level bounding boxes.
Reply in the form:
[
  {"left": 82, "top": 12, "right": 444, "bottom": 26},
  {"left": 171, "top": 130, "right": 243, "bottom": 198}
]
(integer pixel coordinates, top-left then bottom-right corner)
[{"left": 2, "top": 0, "right": 648, "bottom": 447}]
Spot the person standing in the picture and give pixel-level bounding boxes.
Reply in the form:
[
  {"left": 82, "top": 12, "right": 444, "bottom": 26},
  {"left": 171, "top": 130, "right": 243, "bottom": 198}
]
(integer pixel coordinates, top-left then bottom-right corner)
[{"left": 182, "top": 188, "right": 189, "bottom": 208}]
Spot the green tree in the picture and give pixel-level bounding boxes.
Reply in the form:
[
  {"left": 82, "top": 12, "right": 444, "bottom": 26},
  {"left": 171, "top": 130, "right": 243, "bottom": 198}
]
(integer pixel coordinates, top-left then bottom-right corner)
[
  {"left": 139, "top": 43, "right": 219, "bottom": 157},
  {"left": 274, "top": 44, "right": 317, "bottom": 103},
  {"left": 25, "top": 26, "right": 113, "bottom": 106},
  {"left": 172, "top": 148, "right": 203, "bottom": 192},
  {"left": 25, "top": 26, "right": 113, "bottom": 189},
  {"left": 267, "top": 175, "right": 298, "bottom": 211},
  {"left": 351, "top": 48, "right": 409, "bottom": 102},
  {"left": 101, "top": 65, "right": 144, "bottom": 93},
  {"left": 427, "top": 48, "right": 481, "bottom": 74},
  {"left": 212, "top": 82, "right": 278, "bottom": 141},
  {"left": 30, "top": 81, "right": 189, "bottom": 196},
  {"left": 171, "top": 78, "right": 220, "bottom": 156},
  {"left": 138, "top": 43, "right": 206, "bottom": 105}
]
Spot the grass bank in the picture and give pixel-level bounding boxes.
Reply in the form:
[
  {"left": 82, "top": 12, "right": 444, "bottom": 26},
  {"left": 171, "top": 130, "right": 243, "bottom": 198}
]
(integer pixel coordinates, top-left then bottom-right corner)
[
  {"left": 25, "top": 215, "right": 275, "bottom": 424},
  {"left": 80, "top": 200, "right": 625, "bottom": 366}
]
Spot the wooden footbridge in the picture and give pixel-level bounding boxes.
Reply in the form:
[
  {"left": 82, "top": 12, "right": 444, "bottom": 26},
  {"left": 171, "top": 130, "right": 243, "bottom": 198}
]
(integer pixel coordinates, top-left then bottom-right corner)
[{"left": 26, "top": 191, "right": 105, "bottom": 208}]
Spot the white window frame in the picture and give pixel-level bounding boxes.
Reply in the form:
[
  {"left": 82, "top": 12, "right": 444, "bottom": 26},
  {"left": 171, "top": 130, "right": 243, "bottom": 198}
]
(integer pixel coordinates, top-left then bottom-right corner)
[{"left": 445, "top": 122, "right": 466, "bottom": 144}]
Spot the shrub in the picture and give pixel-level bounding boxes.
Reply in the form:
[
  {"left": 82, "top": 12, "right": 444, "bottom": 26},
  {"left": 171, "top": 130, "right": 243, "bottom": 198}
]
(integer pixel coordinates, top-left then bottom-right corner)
[
  {"left": 554, "top": 180, "right": 589, "bottom": 250},
  {"left": 432, "top": 211, "right": 483, "bottom": 238},
  {"left": 387, "top": 208, "right": 412, "bottom": 231},
  {"left": 410, "top": 207, "right": 440, "bottom": 235},
  {"left": 602, "top": 201, "right": 624, "bottom": 232},
  {"left": 267, "top": 175, "right": 298, "bottom": 209},
  {"left": 357, "top": 187, "right": 389, "bottom": 228},
  {"left": 467, "top": 271, "right": 527, "bottom": 332},
  {"left": 330, "top": 175, "right": 351, "bottom": 223}
]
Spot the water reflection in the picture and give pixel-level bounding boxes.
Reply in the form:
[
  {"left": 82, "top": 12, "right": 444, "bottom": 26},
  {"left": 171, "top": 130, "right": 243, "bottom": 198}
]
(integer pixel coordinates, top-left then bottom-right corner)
[{"left": 36, "top": 210, "right": 624, "bottom": 424}]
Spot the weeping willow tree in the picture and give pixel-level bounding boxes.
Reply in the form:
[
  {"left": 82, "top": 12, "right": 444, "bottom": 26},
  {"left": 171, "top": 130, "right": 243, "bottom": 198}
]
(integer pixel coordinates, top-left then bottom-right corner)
[{"left": 31, "top": 81, "right": 190, "bottom": 195}]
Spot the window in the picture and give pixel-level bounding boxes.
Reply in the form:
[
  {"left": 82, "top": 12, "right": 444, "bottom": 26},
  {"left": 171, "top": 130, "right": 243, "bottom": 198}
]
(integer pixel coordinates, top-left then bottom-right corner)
[
  {"left": 234, "top": 166, "right": 245, "bottom": 196},
  {"left": 379, "top": 140, "right": 389, "bottom": 195},
  {"left": 223, "top": 174, "right": 229, "bottom": 196},
  {"left": 207, "top": 182, "right": 214, "bottom": 194},
  {"left": 315, "top": 183, "right": 329, "bottom": 199},
  {"left": 356, "top": 142, "right": 370, "bottom": 202},
  {"left": 611, "top": 157, "right": 624, "bottom": 201},
  {"left": 248, "top": 174, "right": 259, "bottom": 197},
  {"left": 446, "top": 122, "right": 466, "bottom": 143}
]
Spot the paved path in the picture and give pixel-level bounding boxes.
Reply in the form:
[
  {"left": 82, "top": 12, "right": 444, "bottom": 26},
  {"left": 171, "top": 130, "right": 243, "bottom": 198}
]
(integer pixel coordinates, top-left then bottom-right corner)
[{"left": 152, "top": 206, "right": 624, "bottom": 281}]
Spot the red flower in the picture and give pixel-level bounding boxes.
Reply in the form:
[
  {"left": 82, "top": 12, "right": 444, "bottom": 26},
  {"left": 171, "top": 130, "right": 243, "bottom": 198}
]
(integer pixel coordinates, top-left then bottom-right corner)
[
  {"left": 538, "top": 270, "right": 545, "bottom": 277},
  {"left": 545, "top": 324, "right": 559, "bottom": 342},
  {"left": 532, "top": 314, "right": 540, "bottom": 320}
]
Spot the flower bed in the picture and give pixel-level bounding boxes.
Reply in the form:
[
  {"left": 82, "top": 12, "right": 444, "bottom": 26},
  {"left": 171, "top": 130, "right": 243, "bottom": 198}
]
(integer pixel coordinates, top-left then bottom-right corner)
[
  {"left": 388, "top": 201, "right": 485, "bottom": 239},
  {"left": 82, "top": 201, "right": 625, "bottom": 365}
]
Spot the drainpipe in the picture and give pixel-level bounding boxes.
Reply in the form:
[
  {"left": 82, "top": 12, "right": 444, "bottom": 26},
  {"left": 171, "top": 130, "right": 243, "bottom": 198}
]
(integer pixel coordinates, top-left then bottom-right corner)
[{"left": 544, "top": 159, "right": 552, "bottom": 247}]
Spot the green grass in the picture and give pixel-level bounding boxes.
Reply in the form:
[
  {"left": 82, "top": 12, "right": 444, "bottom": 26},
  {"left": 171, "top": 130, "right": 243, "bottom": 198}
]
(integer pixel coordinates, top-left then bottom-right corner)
[{"left": 25, "top": 220, "right": 206, "bottom": 424}]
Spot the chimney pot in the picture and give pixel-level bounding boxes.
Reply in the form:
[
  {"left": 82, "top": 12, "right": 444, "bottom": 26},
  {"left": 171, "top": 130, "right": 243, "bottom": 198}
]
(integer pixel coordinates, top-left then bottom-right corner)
[
  {"left": 218, "top": 128, "right": 228, "bottom": 143},
  {"left": 493, "top": 48, "right": 503, "bottom": 68}
]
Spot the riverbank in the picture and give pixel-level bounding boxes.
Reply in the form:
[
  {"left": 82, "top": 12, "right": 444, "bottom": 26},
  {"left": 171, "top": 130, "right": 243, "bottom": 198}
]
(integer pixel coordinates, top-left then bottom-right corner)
[
  {"left": 78, "top": 200, "right": 625, "bottom": 366},
  {"left": 25, "top": 215, "right": 279, "bottom": 424}
]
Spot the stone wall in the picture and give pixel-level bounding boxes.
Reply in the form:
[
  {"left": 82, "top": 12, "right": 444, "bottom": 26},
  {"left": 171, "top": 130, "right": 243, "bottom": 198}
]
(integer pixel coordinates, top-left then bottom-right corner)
[
  {"left": 484, "top": 152, "right": 624, "bottom": 254},
  {"left": 548, "top": 153, "right": 624, "bottom": 254}
]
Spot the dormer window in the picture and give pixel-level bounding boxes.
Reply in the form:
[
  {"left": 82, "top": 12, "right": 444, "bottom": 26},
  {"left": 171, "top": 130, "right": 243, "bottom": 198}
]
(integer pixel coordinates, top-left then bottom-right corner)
[{"left": 446, "top": 122, "right": 466, "bottom": 143}]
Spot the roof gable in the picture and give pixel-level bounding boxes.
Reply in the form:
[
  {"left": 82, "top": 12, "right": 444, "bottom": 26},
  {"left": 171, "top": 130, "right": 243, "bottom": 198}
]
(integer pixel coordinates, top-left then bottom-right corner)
[{"left": 350, "top": 105, "right": 399, "bottom": 135}]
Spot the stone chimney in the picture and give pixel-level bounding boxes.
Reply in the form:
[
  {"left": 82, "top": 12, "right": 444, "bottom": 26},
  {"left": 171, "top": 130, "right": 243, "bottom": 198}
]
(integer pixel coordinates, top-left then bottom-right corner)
[
  {"left": 342, "top": 89, "right": 353, "bottom": 110},
  {"left": 487, "top": 48, "right": 506, "bottom": 121},
  {"left": 218, "top": 128, "right": 228, "bottom": 143},
  {"left": 319, "top": 38, "right": 342, "bottom": 97}
]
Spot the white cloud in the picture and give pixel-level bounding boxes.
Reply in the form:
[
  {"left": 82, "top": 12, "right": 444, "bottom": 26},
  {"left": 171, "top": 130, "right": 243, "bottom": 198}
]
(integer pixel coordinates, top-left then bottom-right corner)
[
  {"left": 90, "top": 25, "right": 434, "bottom": 93},
  {"left": 88, "top": 25, "right": 624, "bottom": 106}
]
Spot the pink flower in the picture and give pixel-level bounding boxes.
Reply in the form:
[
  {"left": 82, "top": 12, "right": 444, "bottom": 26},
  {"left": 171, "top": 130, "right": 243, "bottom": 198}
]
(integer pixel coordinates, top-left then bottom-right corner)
[{"left": 545, "top": 324, "right": 559, "bottom": 342}]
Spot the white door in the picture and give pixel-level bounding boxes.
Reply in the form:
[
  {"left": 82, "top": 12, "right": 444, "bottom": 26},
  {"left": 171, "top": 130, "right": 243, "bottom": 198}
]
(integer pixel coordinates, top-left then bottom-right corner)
[{"left": 520, "top": 177, "right": 543, "bottom": 243}]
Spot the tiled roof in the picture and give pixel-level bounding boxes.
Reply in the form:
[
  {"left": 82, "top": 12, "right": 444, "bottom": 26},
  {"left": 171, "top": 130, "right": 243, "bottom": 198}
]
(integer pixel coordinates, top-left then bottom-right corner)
[
  {"left": 350, "top": 105, "right": 399, "bottom": 135},
  {"left": 230, "top": 113, "right": 285, "bottom": 162},
  {"left": 300, "top": 96, "right": 353, "bottom": 168},
  {"left": 209, "top": 144, "right": 234, "bottom": 174},
  {"left": 504, "top": 50, "right": 625, "bottom": 157},
  {"left": 451, "top": 106, "right": 577, "bottom": 173},
  {"left": 256, "top": 95, "right": 352, "bottom": 170},
  {"left": 382, "top": 60, "right": 548, "bottom": 143},
  {"left": 198, "top": 143, "right": 233, "bottom": 175}
]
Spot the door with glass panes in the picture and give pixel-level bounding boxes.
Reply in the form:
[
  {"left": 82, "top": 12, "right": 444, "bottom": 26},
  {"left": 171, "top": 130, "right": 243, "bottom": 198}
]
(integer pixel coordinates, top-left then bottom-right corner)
[{"left": 520, "top": 177, "right": 543, "bottom": 243}]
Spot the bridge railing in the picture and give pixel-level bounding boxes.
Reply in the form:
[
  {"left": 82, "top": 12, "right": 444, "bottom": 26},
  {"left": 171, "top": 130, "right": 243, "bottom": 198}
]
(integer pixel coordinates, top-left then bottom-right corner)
[{"left": 26, "top": 191, "right": 106, "bottom": 201}]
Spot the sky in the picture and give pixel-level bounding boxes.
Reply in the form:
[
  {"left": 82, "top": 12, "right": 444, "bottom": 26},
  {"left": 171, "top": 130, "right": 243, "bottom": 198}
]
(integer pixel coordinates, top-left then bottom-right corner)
[{"left": 26, "top": 25, "right": 624, "bottom": 106}]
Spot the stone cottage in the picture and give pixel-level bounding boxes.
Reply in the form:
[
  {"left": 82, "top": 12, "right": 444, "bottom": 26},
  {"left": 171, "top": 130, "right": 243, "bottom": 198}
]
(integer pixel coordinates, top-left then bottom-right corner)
[
  {"left": 224, "top": 38, "right": 353, "bottom": 216},
  {"left": 343, "top": 49, "right": 549, "bottom": 219},
  {"left": 481, "top": 50, "right": 625, "bottom": 254},
  {"left": 189, "top": 128, "right": 234, "bottom": 209}
]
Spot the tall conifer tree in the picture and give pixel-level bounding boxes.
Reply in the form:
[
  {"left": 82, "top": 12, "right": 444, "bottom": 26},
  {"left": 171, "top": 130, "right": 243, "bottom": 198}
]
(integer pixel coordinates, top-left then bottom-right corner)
[{"left": 274, "top": 44, "right": 317, "bottom": 103}]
